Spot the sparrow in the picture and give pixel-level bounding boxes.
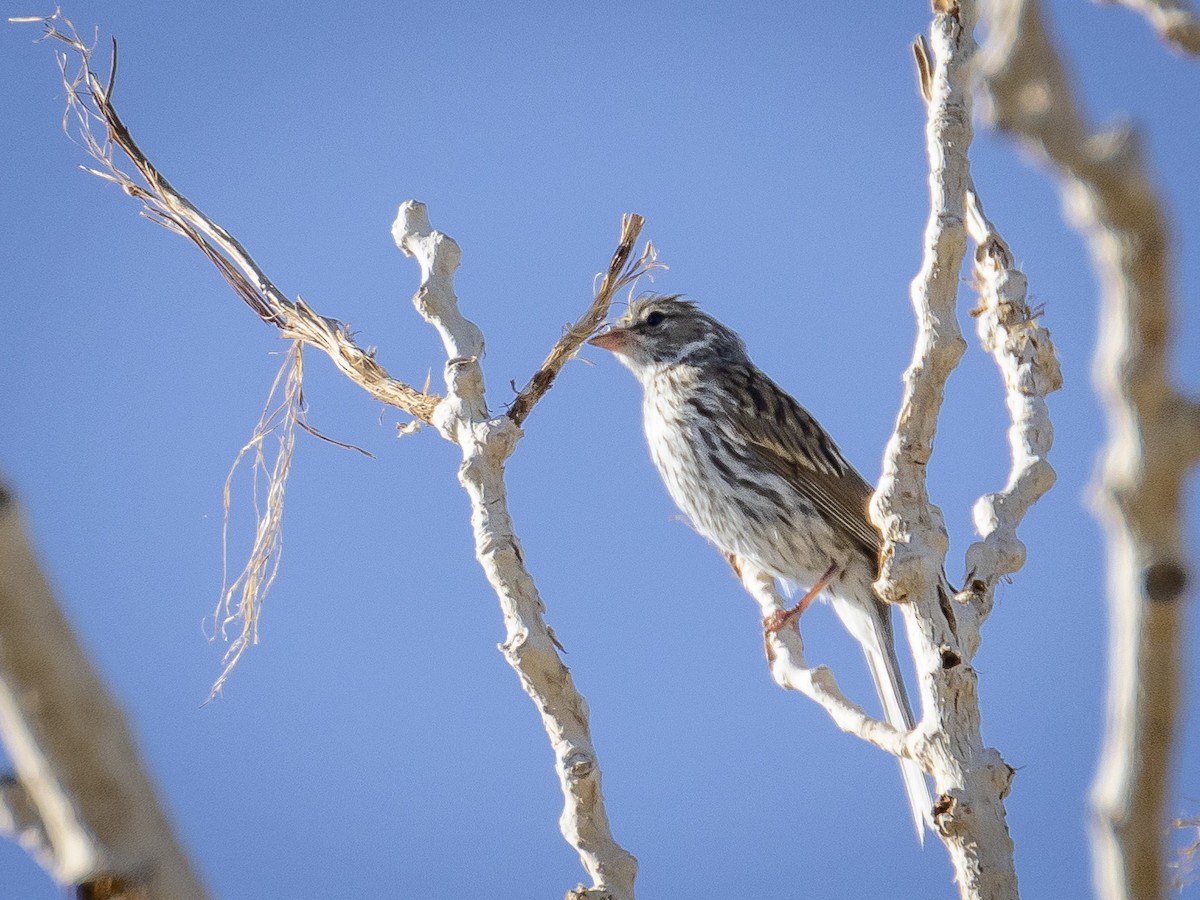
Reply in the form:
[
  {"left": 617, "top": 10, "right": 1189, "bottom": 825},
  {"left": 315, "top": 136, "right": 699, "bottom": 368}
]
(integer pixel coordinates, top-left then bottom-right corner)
[{"left": 589, "top": 294, "right": 932, "bottom": 840}]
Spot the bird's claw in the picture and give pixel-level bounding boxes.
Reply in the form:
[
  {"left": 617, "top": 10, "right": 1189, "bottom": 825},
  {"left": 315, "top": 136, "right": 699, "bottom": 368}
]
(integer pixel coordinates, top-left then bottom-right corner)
[
  {"left": 761, "top": 560, "right": 839, "bottom": 635},
  {"left": 763, "top": 607, "right": 802, "bottom": 633}
]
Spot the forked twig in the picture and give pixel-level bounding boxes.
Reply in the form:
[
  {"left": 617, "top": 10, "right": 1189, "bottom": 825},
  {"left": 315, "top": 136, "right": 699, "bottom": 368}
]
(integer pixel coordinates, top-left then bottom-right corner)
[
  {"left": 22, "top": 10, "right": 648, "bottom": 892},
  {"left": 394, "top": 202, "right": 641, "bottom": 899}
]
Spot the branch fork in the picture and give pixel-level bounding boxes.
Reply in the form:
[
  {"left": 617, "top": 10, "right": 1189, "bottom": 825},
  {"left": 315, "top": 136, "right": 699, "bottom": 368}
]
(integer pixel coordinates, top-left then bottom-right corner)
[
  {"left": 393, "top": 201, "right": 644, "bottom": 899},
  {"left": 737, "top": 6, "right": 1060, "bottom": 899},
  {"left": 14, "top": 12, "right": 656, "bottom": 895},
  {"left": 739, "top": 564, "right": 915, "bottom": 762}
]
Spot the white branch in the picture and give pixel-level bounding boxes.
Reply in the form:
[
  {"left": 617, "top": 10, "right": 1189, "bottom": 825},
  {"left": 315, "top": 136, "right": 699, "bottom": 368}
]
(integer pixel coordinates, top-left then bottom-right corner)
[
  {"left": 959, "top": 191, "right": 1064, "bottom": 651},
  {"left": 870, "top": 21, "right": 970, "bottom": 611},
  {"left": 736, "top": 565, "right": 909, "bottom": 759},
  {"left": 727, "top": 11, "right": 1037, "bottom": 898},
  {"left": 869, "top": 5, "right": 1020, "bottom": 898},
  {"left": 0, "top": 482, "right": 207, "bottom": 896},
  {"left": 393, "top": 202, "right": 637, "bottom": 900}
]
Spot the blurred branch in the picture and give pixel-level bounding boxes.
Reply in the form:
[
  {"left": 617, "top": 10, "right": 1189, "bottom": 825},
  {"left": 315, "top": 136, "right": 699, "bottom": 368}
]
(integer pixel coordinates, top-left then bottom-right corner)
[
  {"left": 508, "top": 215, "right": 660, "bottom": 426},
  {"left": 980, "top": 2, "right": 1200, "bottom": 898},
  {"left": 1100, "top": 0, "right": 1200, "bottom": 55},
  {"left": 393, "top": 202, "right": 638, "bottom": 899},
  {"left": 0, "top": 479, "right": 207, "bottom": 896}
]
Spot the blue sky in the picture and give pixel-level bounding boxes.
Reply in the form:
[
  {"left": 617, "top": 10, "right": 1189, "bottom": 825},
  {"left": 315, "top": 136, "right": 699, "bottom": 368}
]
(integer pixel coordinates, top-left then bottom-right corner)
[{"left": 2, "top": 3, "right": 1198, "bottom": 898}]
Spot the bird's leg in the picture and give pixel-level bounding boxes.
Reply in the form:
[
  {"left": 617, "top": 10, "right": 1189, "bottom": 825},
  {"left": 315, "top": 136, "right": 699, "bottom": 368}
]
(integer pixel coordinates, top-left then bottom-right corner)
[{"left": 763, "top": 561, "right": 839, "bottom": 633}]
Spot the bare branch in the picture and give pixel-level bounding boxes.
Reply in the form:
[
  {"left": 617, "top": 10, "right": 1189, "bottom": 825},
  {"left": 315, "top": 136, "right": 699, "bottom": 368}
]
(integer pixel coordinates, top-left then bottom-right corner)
[
  {"left": 980, "top": 2, "right": 1199, "bottom": 897},
  {"left": 507, "top": 215, "right": 660, "bottom": 426},
  {"left": 1101, "top": 0, "right": 1200, "bottom": 55},
  {"left": 0, "top": 480, "right": 207, "bottom": 895},
  {"left": 393, "top": 202, "right": 638, "bottom": 899},
  {"left": 26, "top": 11, "right": 440, "bottom": 425},
  {"left": 736, "top": 565, "right": 910, "bottom": 759},
  {"left": 699, "top": 17, "right": 1042, "bottom": 892},
  {"left": 959, "top": 190, "right": 1063, "bottom": 648},
  {"left": 870, "top": 5, "right": 1021, "bottom": 898},
  {"left": 870, "top": 17, "right": 970, "bottom": 611}
]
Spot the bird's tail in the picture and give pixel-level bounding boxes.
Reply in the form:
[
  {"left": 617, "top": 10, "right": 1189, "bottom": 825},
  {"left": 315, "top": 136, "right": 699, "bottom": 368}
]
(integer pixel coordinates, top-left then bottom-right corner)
[{"left": 831, "top": 592, "right": 933, "bottom": 845}]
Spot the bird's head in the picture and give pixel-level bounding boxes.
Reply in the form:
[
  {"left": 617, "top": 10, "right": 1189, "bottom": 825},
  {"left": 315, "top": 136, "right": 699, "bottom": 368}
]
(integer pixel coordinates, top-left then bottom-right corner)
[{"left": 588, "top": 295, "right": 746, "bottom": 376}]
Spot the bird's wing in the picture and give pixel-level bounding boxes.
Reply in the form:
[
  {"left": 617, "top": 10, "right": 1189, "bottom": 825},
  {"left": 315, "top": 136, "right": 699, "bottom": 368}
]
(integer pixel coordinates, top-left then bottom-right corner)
[{"left": 724, "top": 365, "right": 882, "bottom": 560}]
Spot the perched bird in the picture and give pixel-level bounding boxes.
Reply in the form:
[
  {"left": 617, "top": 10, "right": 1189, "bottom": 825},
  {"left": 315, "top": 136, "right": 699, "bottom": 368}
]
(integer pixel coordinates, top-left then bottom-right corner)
[{"left": 589, "top": 294, "right": 932, "bottom": 841}]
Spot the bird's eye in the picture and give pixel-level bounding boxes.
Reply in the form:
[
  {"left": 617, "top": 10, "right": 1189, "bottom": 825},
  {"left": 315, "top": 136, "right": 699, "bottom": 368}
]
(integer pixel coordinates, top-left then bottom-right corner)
[{"left": 644, "top": 311, "right": 666, "bottom": 328}]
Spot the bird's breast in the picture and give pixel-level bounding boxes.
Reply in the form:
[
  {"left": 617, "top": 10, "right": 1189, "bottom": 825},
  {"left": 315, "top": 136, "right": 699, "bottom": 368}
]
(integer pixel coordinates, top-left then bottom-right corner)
[{"left": 639, "top": 377, "right": 848, "bottom": 587}]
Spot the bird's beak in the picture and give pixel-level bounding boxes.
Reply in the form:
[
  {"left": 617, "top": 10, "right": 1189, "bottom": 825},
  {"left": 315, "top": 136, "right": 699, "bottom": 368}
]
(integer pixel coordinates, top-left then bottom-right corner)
[{"left": 588, "top": 326, "right": 632, "bottom": 353}]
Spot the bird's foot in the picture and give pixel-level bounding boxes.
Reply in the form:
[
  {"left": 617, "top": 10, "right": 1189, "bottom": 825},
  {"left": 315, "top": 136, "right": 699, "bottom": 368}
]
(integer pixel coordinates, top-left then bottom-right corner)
[
  {"left": 763, "top": 605, "right": 805, "bottom": 633},
  {"left": 762, "top": 561, "right": 839, "bottom": 634}
]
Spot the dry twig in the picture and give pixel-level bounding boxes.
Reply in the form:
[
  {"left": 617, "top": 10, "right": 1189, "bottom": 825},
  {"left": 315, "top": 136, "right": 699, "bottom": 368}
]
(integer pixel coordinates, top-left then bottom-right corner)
[
  {"left": 24, "top": 11, "right": 440, "bottom": 425},
  {"left": 21, "top": 10, "right": 444, "bottom": 685},
  {"left": 507, "top": 215, "right": 659, "bottom": 425},
  {"left": 209, "top": 346, "right": 303, "bottom": 699}
]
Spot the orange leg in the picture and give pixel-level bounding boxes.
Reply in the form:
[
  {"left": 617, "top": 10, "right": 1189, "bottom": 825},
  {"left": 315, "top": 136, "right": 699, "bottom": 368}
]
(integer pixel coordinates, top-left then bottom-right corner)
[{"left": 763, "top": 561, "right": 840, "bottom": 633}]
